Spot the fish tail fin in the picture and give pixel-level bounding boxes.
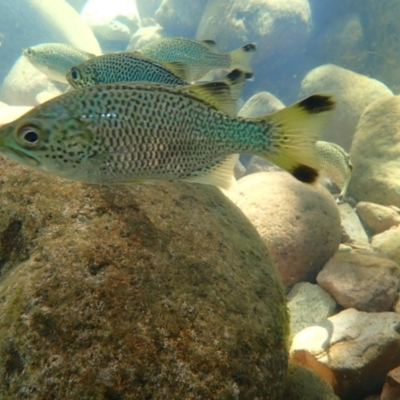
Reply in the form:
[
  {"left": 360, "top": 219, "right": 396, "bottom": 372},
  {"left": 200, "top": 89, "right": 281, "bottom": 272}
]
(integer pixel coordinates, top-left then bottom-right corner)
[
  {"left": 258, "top": 94, "right": 336, "bottom": 184},
  {"left": 228, "top": 44, "right": 256, "bottom": 78}
]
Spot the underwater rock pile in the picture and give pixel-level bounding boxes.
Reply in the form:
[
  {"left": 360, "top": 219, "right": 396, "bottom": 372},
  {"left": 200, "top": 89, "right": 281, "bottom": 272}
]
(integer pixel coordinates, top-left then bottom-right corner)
[{"left": 1, "top": 1, "right": 400, "bottom": 399}]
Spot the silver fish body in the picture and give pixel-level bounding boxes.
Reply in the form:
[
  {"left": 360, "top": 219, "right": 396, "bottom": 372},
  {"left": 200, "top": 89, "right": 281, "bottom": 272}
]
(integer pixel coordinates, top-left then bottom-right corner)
[
  {"left": 316, "top": 140, "right": 353, "bottom": 202},
  {"left": 138, "top": 37, "right": 256, "bottom": 81},
  {"left": 23, "top": 43, "right": 95, "bottom": 83}
]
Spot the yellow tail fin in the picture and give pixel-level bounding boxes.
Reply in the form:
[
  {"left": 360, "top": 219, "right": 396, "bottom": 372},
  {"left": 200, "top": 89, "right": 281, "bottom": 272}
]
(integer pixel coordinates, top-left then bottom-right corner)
[
  {"left": 259, "top": 94, "right": 336, "bottom": 183},
  {"left": 228, "top": 44, "right": 256, "bottom": 77}
]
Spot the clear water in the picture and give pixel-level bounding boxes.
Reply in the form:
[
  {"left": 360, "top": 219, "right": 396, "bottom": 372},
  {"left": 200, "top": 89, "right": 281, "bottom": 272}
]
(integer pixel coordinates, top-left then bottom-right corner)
[{"left": 0, "top": 1, "right": 398, "bottom": 399}]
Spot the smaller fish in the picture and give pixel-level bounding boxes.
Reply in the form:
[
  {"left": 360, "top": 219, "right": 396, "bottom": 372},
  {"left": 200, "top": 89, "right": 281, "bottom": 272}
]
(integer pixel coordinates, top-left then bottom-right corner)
[
  {"left": 138, "top": 37, "right": 256, "bottom": 81},
  {"left": 23, "top": 43, "right": 95, "bottom": 84},
  {"left": 316, "top": 141, "right": 353, "bottom": 203},
  {"left": 66, "top": 52, "right": 189, "bottom": 89}
]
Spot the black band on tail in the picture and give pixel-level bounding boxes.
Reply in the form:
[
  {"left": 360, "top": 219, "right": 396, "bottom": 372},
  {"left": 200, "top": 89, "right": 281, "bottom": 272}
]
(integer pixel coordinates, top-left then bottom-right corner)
[
  {"left": 293, "top": 164, "right": 319, "bottom": 183},
  {"left": 298, "top": 95, "right": 335, "bottom": 114}
]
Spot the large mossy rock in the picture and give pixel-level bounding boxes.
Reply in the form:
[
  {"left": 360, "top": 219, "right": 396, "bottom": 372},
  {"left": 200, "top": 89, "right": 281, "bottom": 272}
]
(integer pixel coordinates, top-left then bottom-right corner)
[{"left": 0, "top": 157, "right": 289, "bottom": 399}]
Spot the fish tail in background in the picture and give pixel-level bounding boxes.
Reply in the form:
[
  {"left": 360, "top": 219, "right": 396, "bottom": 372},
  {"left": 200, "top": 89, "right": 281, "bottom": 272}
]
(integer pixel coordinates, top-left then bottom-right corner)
[
  {"left": 228, "top": 44, "right": 256, "bottom": 78},
  {"left": 189, "top": 69, "right": 246, "bottom": 116},
  {"left": 259, "top": 94, "right": 336, "bottom": 184}
]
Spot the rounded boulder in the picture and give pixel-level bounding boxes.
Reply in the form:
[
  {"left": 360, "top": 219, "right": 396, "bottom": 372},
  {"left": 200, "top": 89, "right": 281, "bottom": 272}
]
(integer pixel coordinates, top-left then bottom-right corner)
[
  {"left": 234, "top": 172, "right": 341, "bottom": 287},
  {"left": 349, "top": 95, "right": 400, "bottom": 208},
  {"left": 0, "top": 157, "right": 289, "bottom": 399}
]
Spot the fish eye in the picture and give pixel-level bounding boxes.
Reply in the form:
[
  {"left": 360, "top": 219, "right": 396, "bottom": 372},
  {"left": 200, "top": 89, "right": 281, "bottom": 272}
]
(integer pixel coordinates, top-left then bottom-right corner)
[
  {"left": 70, "top": 67, "right": 80, "bottom": 81},
  {"left": 17, "top": 126, "right": 40, "bottom": 146},
  {"left": 26, "top": 48, "right": 33, "bottom": 55}
]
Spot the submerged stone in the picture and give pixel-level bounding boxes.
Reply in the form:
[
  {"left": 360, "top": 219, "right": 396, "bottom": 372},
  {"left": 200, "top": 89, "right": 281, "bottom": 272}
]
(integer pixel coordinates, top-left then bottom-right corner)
[
  {"left": 349, "top": 95, "right": 400, "bottom": 207},
  {"left": 0, "top": 156, "right": 289, "bottom": 399},
  {"left": 234, "top": 172, "right": 341, "bottom": 287}
]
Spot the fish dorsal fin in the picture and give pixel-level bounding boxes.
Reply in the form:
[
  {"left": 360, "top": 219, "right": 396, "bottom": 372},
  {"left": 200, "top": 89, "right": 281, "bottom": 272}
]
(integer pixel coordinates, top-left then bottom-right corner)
[
  {"left": 181, "top": 154, "right": 239, "bottom": 190},
  {"left": 161, "top": 61, "right": 190, "bottom": 82},
  {"left": 188, "top": 69, "right": 246, "bottom": 116},
  {"left": 125, "top": 51, "right": 189, "bottom": 82},
  {"left": 200, "top": 39, "right": 217, "bottom": 50}
]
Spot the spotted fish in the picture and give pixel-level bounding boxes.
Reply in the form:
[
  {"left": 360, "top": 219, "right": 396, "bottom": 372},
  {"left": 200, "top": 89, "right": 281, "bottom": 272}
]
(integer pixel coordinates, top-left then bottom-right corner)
[
  {"left": 66, "top": 52, "right": 189, "bottom": 88},
  {"left": 0, "top": 70, "right": 335, "bottom": 189},
  {"left": 138, "top": 37, "right": 256, "bottom": 81},
  {"left": 23, "top": 43, "right": 95, "bottom": 83},
  {"left": 316, "top": 141, "right": 353, "bottom": 203}
]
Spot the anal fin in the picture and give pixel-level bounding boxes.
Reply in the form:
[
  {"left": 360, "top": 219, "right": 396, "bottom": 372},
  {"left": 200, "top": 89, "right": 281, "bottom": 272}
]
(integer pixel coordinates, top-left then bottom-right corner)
[{"left": 180, "top": 154, "right": 239, "bottom": 190}]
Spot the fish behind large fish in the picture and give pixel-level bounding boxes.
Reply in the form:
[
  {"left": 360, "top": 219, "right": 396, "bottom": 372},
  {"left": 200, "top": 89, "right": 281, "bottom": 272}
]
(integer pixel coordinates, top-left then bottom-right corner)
[
  {"left": 66, "top": 52, "right": 189, "bottom": 88},
  {"left": 138, "top": 37, "right": 256, "bottom": 81},
  {"left": 316, "top": 141, "right": 353, "bottom": 203},
  {"left": 23, "top": 43, "right": 95, "bottom": 84},
  {"left": 0, "top": 70, "right": 335, "bottom": 189}
]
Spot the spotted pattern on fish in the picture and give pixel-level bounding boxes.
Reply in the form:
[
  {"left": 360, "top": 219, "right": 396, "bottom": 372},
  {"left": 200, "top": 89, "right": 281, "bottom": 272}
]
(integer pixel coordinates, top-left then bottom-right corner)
[
  {"left": 138, "top": 37, "right": 256, "bottom": 81},
  {"left": 0, "top": 76, "right": 335, "bottom": 188},
  {"left": 23, "top": 43, "right": 94, "bottom": 83},
  {"left": 67, "top": 52, "right": 187, "bottom": 88},
  {"left": 316, "top": 140, "right": 353, "bottom": 200}
]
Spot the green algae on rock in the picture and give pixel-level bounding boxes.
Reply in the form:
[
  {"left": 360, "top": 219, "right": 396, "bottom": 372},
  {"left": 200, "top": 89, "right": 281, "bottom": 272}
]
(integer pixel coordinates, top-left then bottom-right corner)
[{"left": 0, "top": 156, "right": 289, "bottom": 399}]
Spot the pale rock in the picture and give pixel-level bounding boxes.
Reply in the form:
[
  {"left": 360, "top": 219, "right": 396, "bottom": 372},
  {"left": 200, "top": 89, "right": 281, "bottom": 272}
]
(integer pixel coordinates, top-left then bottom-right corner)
[
  {"left": 283, "top": 363, "right": 340, "bottom": 400},
  {"left": 356, "top": 201, "right": 400, "bottom": 235},
  {"left": 197, "top": 0, "right": 312, "bottom": 64},
  {"left": 35, "top": 91, "right": 61, "bottom": 104},
  {"left": 155, "top": 0, "right": 208, "bottom": 37},
  {"left": 371, "top": 226, "right": 400, "bottom": 265},
  {"left": 27, "top": 0, "right": 101, "bottom": 54},
  {"left": 81, "top": 0, "right": 141, "bottom": 41},
  {"left": 0, "top": 106, "right": 33, "bottom": 127},
  {"left": 287, "top": 282, "right": 337, "bottom": 337},
  {"left": 127, "top": 24, "right": 165, "bottom": 51},
  {"left": 317, "top": 250, "right": 400, "bottom": 312},
  {"left": 238, "top": 92, "right": 285, "bottom": 175},
  {"left": 290, "top": 308, "right": 400, "bottom": 400},
  {"left": 234, "top": 172, "right": 341, "bottom": 286},
  {"left": 238, "top": 92, "right": 285, "bottom": 118},
  {"left": 245, "top": 158, "right": 279, "bottom": 175},
  {"left": 299, "top": 64, "right": 393, "bottom": 150},
  {"left": 0, "top": 0, "right": 101, "bottom": 86},
  {"left": 338, "top": 244, "right": 352, "bottom": 252},
  {"left": 0, "top": 57, "right": 62, "bottom": 106},
  {"left": 339, "top": 202, "right": 370, "bottom": 248},
  {"left": 349, "top": 95, "right": 400, "bottom": 207}
]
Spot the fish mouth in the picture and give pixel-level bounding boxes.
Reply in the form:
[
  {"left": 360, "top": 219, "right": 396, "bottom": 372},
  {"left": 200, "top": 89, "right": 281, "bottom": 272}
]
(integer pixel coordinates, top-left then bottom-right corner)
[{"left": 0, "top": 144, "right": 39, "bottom": 167}]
